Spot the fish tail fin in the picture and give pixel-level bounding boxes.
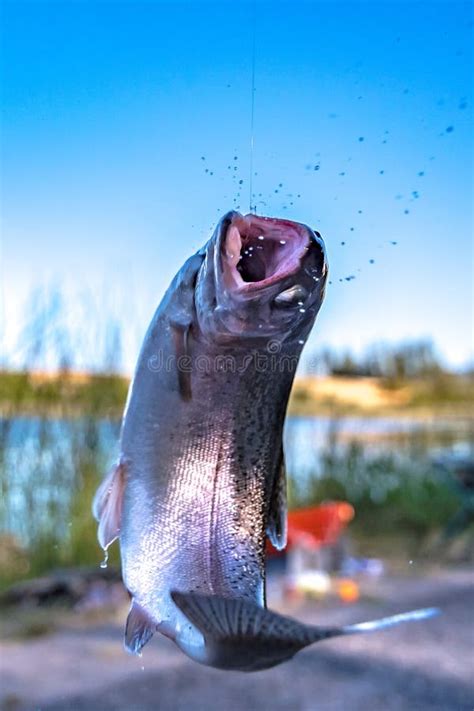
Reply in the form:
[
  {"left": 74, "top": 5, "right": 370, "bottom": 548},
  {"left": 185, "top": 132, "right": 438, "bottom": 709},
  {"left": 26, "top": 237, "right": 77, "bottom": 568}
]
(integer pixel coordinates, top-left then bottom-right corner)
[
  {"left": 124, "top": 600, "right": 156, "bottom": 655},
  {"left": 171, "top": 591, "right": 439, "bottom": 667}
]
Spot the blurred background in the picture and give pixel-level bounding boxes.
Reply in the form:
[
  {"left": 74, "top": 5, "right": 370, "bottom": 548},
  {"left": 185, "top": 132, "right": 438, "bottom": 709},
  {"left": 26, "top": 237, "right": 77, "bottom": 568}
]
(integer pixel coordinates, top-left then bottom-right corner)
[{"left": 1, "top": 1, "right": 473, "bottom": 710}]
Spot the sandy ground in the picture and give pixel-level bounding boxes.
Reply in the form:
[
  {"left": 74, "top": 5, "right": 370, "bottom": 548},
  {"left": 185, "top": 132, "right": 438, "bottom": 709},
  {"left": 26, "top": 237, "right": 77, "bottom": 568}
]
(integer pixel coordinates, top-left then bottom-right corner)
[{"left": 1, "top": 569, "right": 473, "bottom": 711}]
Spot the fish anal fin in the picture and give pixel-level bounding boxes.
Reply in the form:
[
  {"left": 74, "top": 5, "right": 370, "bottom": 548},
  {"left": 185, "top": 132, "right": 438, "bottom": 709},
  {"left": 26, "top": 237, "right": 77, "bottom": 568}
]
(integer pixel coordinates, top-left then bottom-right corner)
[
  {"left": 172, "top": 591, "right": 320, "bottom": 644},
  {"left": 125, "top": 600, "right": 156, "bottom": 655},
  {"left": 92, "top": 459, "right": 126, "bottom": 550},
  {"left": 266, "top": 451, "right": 287, "bottom": 551}
]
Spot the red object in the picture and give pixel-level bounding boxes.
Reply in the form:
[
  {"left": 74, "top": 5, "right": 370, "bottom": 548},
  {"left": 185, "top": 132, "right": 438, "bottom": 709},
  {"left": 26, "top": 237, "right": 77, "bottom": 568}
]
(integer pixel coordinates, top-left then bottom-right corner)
[{"left": 266, "top": 501, "right": 354, "bottom": 556}]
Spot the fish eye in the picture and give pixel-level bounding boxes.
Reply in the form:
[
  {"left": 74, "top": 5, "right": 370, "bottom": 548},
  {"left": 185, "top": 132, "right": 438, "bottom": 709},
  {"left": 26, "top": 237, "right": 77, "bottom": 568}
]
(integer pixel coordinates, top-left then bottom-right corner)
[{"left": 274, "top": 284, "right": 309, "bottom": 307}]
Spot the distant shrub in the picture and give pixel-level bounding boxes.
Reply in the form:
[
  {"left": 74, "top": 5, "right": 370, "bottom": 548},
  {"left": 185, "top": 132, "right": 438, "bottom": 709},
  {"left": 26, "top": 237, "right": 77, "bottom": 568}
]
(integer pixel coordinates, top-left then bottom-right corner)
[{"left": 289, "top": 440, "right": 460, "bottom": 537}]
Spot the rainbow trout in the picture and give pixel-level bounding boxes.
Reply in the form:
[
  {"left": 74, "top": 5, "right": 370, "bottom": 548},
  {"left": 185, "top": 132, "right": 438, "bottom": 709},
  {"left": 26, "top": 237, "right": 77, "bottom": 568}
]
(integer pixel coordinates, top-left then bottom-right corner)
[{"left": 93, "top": 211, "right": 437, "bottom": 671}]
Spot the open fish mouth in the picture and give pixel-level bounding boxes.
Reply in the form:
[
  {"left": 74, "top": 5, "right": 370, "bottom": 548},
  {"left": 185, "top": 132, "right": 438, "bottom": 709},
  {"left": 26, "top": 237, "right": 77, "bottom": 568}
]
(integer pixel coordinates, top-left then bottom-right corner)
[{"left": 221, "top": 213, "right": 312, "bottom": 292}]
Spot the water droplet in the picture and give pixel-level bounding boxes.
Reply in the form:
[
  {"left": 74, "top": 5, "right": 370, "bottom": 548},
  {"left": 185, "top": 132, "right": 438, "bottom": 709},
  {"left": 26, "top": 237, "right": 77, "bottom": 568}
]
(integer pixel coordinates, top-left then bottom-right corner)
[
  {"left": 299, "top": 308, "right": 306, "bottom": 313},
  {"left": 298, "top": 339, "right": 304, "bottom": 345},
  {"left": 100, "top": 550, "right": 109, "bottom": 569},
  {"left": 279, "top": 240, "right": 286, "bottom": 245},
  {"left": 258, "top": 235, "right": 264, "bottom": 240}
]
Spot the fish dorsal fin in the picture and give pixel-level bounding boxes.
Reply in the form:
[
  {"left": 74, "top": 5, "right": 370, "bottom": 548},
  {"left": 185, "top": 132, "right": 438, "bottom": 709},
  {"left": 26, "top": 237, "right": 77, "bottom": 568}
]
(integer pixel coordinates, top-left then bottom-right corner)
[
  {"left": 266, "top": 451, "right": 287, "bottom": 551},
  {"left": 171, "top": 591, "right": 440, "bottom": 648},
  {"left": 171, "top": 591, "right": 320, "bottom": 646},
  {"left": 92, "top": 459, "right": 126, "bottom": 550},
  {"left": 125, "top": 600, "right": 156, "bottom": 655}
]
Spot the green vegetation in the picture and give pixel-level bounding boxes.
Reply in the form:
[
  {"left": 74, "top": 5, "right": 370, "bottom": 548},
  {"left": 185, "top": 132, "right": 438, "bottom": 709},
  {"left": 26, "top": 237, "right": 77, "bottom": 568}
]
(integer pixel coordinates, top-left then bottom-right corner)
[
  {"left": 289, "top": 441, "right": 460, "bottom": 541},
  {"left": 0, "top": 371, "right": 128, "bottom": 417},
  {"left": 0, "top": 416, "right": 121, "bottom": 591}
]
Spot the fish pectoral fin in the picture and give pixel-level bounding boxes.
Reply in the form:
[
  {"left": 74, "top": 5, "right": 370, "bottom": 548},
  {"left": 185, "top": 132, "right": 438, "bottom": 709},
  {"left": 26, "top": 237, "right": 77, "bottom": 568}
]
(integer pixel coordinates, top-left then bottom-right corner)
[
  {"left": 266, "top": 451, "right": 287, "bottom": 551},
  {"left": 125, "top": 600, "right": 156, "bottom": 655},
  {"left": 92, "top": 459, "right": 126, "bottom": 550},
  {"left": 170, "top": 319, "right": 192, "bottom": 402},
  {"left": 171, "top": 591, "right": 440, "bottom": 651}
]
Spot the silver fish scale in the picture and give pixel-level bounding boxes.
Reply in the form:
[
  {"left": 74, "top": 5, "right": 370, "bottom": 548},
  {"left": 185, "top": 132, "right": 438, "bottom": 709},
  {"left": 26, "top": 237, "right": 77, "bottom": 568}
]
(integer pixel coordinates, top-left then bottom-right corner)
[{"left": 120, "top": 347, "right": 288, "bottom": 629}]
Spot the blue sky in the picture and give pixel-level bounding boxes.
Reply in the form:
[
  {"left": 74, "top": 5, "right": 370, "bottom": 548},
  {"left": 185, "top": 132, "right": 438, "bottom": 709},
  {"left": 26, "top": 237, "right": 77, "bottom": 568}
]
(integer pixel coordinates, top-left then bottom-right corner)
[{"left": 1, "top": 0, "right": 472, "bottom": 372}]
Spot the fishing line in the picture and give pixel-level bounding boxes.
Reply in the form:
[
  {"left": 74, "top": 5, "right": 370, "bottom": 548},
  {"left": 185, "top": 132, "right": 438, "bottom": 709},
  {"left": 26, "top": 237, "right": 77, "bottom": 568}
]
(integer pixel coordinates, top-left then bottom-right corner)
[{"left": 249, "top": 0, "right": 256, "bottom": 214}]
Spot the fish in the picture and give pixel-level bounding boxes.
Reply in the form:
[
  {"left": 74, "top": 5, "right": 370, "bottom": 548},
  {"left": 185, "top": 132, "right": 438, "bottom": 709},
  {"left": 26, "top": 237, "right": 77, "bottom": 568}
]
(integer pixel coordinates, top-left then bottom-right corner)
[{"left": 93, "top": 210, "right": 438, "bottom": 672}]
